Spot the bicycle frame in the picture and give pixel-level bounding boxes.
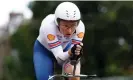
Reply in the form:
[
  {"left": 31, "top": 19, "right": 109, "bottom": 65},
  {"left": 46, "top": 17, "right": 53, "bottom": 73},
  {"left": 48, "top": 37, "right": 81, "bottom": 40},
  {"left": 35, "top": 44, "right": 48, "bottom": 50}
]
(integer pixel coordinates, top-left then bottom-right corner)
[
  {"left": 48, "top": 59, "right": 97, "bottom": 80},
  {"left": 48, "top": 74, "right": 88, "bottom": 80}
]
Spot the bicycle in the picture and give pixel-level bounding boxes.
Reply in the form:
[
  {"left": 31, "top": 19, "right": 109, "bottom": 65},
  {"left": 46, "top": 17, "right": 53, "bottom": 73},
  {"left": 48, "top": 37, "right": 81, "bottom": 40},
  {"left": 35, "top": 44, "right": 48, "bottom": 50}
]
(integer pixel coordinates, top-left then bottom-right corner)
[{"left": 48, "top": 59, "right": 97, "bottom": 80}]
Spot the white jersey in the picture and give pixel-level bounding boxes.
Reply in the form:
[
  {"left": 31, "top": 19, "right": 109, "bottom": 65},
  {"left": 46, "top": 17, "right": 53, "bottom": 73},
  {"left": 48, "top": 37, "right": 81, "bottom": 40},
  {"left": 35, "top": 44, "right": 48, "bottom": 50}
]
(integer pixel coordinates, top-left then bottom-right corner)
[{"left": 37, "top": 14, "right": 85, "bottom": 63}]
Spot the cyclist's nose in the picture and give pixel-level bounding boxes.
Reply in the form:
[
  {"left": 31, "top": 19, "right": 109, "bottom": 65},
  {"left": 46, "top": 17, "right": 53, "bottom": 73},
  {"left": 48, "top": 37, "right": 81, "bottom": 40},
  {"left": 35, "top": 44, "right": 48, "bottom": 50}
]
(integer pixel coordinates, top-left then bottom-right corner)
[{"left": 66, "top": 28, "right": 72, "bottom": 34}]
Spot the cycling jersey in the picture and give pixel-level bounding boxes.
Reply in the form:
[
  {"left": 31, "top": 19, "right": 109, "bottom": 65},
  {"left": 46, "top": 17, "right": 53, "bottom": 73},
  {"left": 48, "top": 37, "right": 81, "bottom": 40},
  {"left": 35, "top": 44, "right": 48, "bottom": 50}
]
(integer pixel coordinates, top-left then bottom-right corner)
[{"left": 37, "top": 14, "right": 85, "bottom": 63}]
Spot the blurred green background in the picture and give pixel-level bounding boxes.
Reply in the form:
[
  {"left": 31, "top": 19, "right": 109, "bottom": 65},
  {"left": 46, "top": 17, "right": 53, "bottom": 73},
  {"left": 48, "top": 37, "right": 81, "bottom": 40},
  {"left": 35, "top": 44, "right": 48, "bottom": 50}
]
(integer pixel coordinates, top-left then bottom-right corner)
[{"left": 0, "top": 1, "right": 133, "bottom": 80}]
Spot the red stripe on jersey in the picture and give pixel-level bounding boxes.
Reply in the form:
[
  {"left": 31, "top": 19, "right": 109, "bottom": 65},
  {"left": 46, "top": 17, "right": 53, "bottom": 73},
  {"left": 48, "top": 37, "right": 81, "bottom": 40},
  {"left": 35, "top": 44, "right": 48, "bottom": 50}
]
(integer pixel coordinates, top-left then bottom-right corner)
[
  {"left": 48, "top": 41, "right": 61, "bottom": 48},
  {"left": 72, "top": 39, "right": 81, "bottom": 45}
]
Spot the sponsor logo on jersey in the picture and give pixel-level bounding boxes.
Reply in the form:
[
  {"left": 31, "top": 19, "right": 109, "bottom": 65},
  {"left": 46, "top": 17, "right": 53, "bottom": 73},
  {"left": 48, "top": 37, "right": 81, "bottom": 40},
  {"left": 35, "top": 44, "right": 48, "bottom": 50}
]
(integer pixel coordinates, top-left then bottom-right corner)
[
  {"left": 47, "top": 34, "right": 55, "bottom": 41},
  {"left": 77, "top": 32, "right": 84, "bottom": 38}
]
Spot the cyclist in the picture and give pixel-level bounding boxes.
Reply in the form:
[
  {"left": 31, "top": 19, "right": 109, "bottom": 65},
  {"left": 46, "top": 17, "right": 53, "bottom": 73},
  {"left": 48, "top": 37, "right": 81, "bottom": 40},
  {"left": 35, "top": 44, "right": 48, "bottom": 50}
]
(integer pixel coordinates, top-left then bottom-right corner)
[{"left": 33, "top": 2, "right": 85, "bottom": 80}]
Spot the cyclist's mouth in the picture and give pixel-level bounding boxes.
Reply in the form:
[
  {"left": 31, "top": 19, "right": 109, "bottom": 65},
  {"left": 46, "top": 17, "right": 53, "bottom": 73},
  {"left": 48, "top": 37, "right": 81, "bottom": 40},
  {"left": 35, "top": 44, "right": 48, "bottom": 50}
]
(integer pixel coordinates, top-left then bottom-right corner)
[{"left": 64, "top": 34, "right": 71, "bottom": 37}]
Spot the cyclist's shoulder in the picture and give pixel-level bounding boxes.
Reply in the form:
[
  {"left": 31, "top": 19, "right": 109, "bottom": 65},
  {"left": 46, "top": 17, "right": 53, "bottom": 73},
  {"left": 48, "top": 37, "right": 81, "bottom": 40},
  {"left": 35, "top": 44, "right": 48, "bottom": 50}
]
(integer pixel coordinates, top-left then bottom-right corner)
[
  {"left": 41, "top": 14, "right": 55, "bottom": 26},
  {"left": 78, "top": 20, "right": 85, "bottom": 28},
  {"left": 40, "top": 14, "right": 57, "bottom": 31},
  {"left": 76, "top": 20, "right": 85, "bottom": 32}
]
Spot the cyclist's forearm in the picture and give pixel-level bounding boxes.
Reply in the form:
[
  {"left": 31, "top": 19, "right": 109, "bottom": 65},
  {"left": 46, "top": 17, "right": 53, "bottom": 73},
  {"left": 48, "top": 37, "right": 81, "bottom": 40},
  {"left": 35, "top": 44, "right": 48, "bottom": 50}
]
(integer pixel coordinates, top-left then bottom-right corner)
[{"left": 50, "top": 46, "right": 71, "bottom": 63}]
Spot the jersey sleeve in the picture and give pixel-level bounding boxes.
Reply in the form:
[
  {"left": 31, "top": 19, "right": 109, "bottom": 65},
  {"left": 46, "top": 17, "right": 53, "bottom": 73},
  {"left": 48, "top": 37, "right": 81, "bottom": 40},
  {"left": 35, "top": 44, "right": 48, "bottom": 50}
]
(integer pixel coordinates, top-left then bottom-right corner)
[
  {"left": 71, "top": 20, "right": 85, "bottom": 45},
  {"left": 40, "top": 19, "right": 70, "bottom": 64}
]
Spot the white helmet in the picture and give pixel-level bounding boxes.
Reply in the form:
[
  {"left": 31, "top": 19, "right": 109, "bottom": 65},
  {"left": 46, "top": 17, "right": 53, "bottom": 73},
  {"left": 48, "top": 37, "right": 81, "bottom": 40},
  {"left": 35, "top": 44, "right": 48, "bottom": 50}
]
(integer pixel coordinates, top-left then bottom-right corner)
[{"left": 55, "top": 2, "right": 81, "bottom": 25}]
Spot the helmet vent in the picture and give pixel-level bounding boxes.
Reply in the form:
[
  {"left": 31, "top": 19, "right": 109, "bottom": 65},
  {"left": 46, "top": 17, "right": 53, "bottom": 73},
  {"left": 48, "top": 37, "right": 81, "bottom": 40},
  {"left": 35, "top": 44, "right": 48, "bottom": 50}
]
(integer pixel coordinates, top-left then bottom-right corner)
[
  {"left": 66, "top": 10, "right": 69, "bottom": 17},
  {"left": 73, "top": 10, "right": 76, "bottom": 17}
]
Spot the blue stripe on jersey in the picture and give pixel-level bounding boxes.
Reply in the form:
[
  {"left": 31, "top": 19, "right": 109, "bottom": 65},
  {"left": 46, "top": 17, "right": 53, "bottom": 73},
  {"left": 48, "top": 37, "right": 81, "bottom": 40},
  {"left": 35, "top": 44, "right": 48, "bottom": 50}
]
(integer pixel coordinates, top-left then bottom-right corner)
[{"left": 63, "top": 40, "right": 72, "bottom": 52}]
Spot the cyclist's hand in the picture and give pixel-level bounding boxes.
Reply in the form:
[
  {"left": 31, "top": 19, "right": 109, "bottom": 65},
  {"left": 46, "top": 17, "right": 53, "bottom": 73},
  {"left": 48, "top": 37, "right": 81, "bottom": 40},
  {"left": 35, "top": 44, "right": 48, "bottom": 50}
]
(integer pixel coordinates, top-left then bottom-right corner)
[
  {"left": 70, "top": 43, "right": 83, "bottom": 61},
  {"left": 63, "top": 61, "right": 80, "bottom": 75}
]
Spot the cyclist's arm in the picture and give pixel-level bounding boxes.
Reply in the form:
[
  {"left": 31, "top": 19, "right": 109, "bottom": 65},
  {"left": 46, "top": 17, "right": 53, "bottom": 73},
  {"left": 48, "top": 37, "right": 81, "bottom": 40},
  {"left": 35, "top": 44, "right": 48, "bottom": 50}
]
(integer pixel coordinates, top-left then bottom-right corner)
[
  {"left": 70, "top": 20, "right": 85, "bottom": 55},
  {"left": 41, "top": 23, "right": 71, "bottom": 64}
]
